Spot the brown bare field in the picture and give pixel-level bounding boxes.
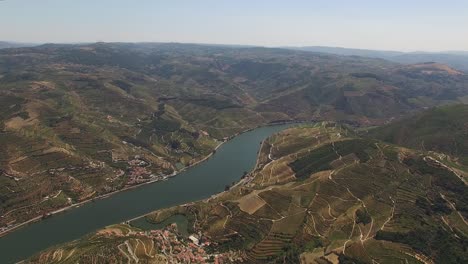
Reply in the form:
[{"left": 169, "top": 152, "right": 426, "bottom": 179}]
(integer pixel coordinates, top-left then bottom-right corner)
[{"left": 236, "top": 192, "right": 266, "bottom": 215}]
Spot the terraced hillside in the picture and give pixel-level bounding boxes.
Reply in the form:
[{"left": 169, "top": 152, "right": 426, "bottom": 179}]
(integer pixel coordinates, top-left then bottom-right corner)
[
  {"left": 1, "top": 43, "right": 467, "bottom": 234},
  {"left": 368, "top": 104, "right": 468, "bottom": 166},
  {"left": 28, "top": 122, "right": 468, "bottom": 263}
]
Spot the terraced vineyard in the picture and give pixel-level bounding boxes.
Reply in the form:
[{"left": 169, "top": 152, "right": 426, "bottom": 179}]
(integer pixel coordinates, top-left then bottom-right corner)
[
  {"left": 28, "top": 118, "right": 468, "bottom": 263},
  {"left": 2, "top": 43, "right": 468, "bottom": 232}
]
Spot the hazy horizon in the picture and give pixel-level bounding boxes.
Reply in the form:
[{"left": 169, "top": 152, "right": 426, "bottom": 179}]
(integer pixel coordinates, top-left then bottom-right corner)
[
  {"left": 1, "top": 0, "right": 467, "bottom": 52},
  {"left": 2, "top": 40, "right": 468, "bottom": 54}
]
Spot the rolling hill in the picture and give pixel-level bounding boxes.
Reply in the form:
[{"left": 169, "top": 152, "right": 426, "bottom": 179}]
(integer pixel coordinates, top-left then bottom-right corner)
[
  {"left": 27, "top": 121, "right": 468, "bottom": 263},
  {"left": 291, "top": 46, "right": 468, "bottom": 72},
  {"left": 1, "top": 43, "right": 467, "bottom": 234},
  {"left": 368, "top": 104, "right": 468, "bottom": 166}
]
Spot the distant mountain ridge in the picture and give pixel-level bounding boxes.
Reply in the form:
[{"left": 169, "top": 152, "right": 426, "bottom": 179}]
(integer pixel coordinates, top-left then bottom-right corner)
[
  {"left": 3, "top": 41, "right": 468, "bottom": 72},
  {"left": 0, "top": 41, "right": 37, "bottom": 49},
  {"left": 288, "top": 46, "right": 468, "bottom": 72}
]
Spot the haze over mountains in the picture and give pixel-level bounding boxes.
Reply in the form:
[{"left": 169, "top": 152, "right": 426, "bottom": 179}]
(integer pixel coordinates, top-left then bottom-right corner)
[
  {"left": 0, "top": 41, "right": 37, "bottom": 50},
  {"left": 287, "top": 46, "right": 468, "bottom": 72},
  {"left": 2, "top": 41, "right": 468, "bottom": 72}
]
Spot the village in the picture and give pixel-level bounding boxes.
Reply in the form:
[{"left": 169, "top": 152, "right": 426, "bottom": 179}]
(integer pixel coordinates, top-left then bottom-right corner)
[
  {"left": 106, "top": 222, "right": 246, "bottom": 264},
  {"left": 118, "top": 155, "right": 172, "bottom": 186}
]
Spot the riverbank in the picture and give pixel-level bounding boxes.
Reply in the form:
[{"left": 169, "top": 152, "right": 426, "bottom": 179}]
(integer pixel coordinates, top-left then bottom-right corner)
[
  {"left": 126, "top": 123, "right": 298, "bottom": 224},
  {"left": 0, "top": 123, "right": 294, "bottom": 263},
  {"left": 0, "top": 121, "right": 302, "bottom": 238},
  {"left": 0, "top": 139, "right": 226, "bottom": 239}
]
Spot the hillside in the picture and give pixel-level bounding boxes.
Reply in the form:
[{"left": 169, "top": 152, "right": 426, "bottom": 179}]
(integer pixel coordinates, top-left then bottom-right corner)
[
  {"left": 27, "top": 123, "right": 468, "bottom": 263},
  {"left": 1, "top": 43, "right": 468, "bottom": 232},
  {"left": 292, "top": 46, "right": 468, "bottom": 72},
  {"left": 368, "top": 104, "right": 468, "bottom": 166},
  {"left": 392, "top": 53, "right": 468, "bottom": 73}
]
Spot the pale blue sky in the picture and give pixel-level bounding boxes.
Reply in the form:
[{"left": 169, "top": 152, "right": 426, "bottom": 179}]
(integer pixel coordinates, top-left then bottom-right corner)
[{"left": 1, "top": 0, "right": 467, "bottom": 51}]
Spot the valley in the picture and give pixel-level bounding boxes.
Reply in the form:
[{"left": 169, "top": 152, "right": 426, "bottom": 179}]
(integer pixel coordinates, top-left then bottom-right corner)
[
  {"left": 2, "top": 0, "right": 468, "bottom": 263},
  {"left": 0, "top": 43, "right": 466, "bottom": 263},
  {"left": 25, "top": 115, "right": 468, "bottom": 263},
  {"left": 0, "top": 124, "right": 291, "bottom": 263}
]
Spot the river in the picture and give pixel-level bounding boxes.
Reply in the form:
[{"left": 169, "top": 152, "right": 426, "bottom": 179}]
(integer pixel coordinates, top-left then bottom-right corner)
[{"left": 0, "top": 124, "right": 292, "bottom": 263}]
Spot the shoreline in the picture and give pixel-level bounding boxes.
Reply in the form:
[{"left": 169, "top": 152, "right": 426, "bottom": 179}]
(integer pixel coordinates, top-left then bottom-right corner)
[
  {"left": 0, "top": 138, "right": 226, "bottom": 239},
  {"left": 0, "top": 120, "right": 302, "bottom": 238},
  {"left": 126, "top": 122, "right": 298, "bottom": 224}
]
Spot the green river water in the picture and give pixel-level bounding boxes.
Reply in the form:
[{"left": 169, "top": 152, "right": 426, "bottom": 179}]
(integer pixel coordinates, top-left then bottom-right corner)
[{"left": 0, "top": 124, "right": 291, "bottom": 263}]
